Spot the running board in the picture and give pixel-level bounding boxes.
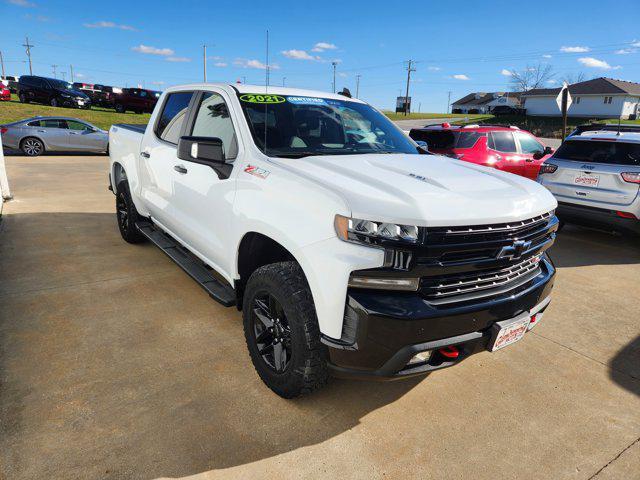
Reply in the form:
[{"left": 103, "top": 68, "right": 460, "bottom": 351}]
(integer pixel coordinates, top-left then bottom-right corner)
[{"left": 136, "top": 221, "right": 236, "bottom": 307}]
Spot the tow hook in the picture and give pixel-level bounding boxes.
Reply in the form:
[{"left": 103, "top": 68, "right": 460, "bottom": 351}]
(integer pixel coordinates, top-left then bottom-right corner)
[{"left": 438, "top": 345, "right": 460, "bottom": 359}]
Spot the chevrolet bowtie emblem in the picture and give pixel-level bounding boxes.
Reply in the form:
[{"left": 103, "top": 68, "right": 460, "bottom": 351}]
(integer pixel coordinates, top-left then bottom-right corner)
[{"left": 497, "top": 240, "right": 532, "bottom": 260}]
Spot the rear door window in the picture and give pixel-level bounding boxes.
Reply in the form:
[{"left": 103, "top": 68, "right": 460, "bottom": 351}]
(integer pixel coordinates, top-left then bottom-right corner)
[
  {"left": 155, "top": 91, "right": 194, "bottom": 144},
  {"left": 553, "top": 140, "right": 640, "bottom": 166},
  {"left": 41, "top": 119, "right": 68, "bottom": 129},
  {"left": 489, "top": 132, "right": 517, "bottom": 152},
  {"left": 455, "top": 132, "right": 483, "bottom": 149},
  {"left": 515, "top": 132, "right": 544, "bottom": 154}
]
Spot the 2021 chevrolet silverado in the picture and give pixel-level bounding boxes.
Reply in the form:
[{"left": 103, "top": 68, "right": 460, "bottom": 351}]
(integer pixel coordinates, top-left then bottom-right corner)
[{"left": 109, "top": 84, "right": 559, "bottom": 398}]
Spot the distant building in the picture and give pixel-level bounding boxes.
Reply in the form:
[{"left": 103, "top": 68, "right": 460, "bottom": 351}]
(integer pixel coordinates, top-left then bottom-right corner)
[
  {"left": 451, "top": 92, "right": 521, "bottom": 114},
  {"left": 522, "top": 77, "right": 640, "bottom": 119}
]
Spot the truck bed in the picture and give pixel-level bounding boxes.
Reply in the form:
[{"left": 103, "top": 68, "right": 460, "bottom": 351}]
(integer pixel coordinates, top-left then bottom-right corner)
[{"left": 112, "top": 123, "right": 147, "bottom": 134}]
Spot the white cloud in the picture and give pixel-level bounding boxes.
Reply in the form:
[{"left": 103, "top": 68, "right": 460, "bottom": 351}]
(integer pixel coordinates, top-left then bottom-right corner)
[
  {"left": 281, "top": 49, "right": 319, "bottom": 61},
  {"left": 24, "top": 13, "right": 50, "bottom": 21},
  {"left": 615, "top": 48, "right": 636, "bottom": 55},
  {"left": 547, "top": 79, "right": 558, "bottom": 85},
  {"left": 7, "top": 0, "right": 35, "bottom": 7},
  {"left": 631, "top": 41, "right": 640, "bottom": 48},
  {"left": 132, "top": 44, "right": 174, "bottom": 56},
  {"left": 501, "top": 69, "right": 514, "bottom": 76},
  {"left": 542, "top": 54, "right": 552, "bottom": 59},
  {"left": 427, "top": 66, "right": 441, "bottom": 71},
  {"left": 84, "top": 20, "right": 137, "bottom": 31},
  {"left": 338, "top": 72, "right": 347, "bottom": 78},
  {"left": 166, "top": 56, "right": 190, "bottom": 62},
  {"left": 560, "top": 46, "right": 590, "bottom": 53},
  {"left": 452, "top": 74, "right": 470, "bottom": 80},
  {"left": 214, "top": 62, "right": 227, "bottom": 67},
  {"left": 311, "top": 42, "right": 337, "bottom": 52},
  {"left": 75, "top": 73, "right": 86, "bottom": 78},
  {"left": 578, "top": 57, "right": 621, "bottom": 70},
  {"left": 151, "top": 81, "right": 165, "bottom": 85},
  {"left": 207, "top": 55, "right": 223, "bottom": 61},
  {"left": 234, "top": 58, "right": 280, "bottom": 70}
]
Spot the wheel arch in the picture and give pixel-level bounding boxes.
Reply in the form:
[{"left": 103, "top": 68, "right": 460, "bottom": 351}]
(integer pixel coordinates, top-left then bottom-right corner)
[{"left": 111, "top": 162, "right": 127, "bottom": 189}]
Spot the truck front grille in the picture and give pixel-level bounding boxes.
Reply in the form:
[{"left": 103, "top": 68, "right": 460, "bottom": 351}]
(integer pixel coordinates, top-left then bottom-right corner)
[{"left": 421, "top": 255, "right": 543, "bottom": 304}]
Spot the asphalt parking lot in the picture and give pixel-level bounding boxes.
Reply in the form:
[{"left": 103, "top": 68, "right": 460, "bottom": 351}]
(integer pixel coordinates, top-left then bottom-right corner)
[{"left": 0, "top": 154, "right": 639, "bottom": 480}]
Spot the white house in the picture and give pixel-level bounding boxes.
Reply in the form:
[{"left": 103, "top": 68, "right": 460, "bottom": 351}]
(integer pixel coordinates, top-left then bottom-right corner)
[
  {"left": 522, "top": 77, "right": 640, "bottom": 119},
  {"left": 451, "top": 92, "right": 521, "bottom": 114}
]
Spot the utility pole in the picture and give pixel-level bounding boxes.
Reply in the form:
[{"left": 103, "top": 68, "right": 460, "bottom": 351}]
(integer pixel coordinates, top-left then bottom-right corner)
[
  {"left": 61, "top": 71, "right": 66, "bottom": 81},
  {"left": 69, "top": 65, "right": 74, "bottom": 83},
  {"left": 203, "top": 45, "right": 207, "bottom": 82},
  {"left": 447, "top": 91, "right": 452, "bottom": 114},
  {"left": 0, "top": 51, "right": 5, "bottom": 78},
  {"left": 403, "top": 60, "right": 416, "bottom": 116},
  {"left": 355, "top": 74, "right": 361, "bottom": 98},
  {"left": 242, "top": 76, "right": 246, "bottom": 84},
  {"left": 22, "top": 37, "right": 34, "bottom": 75},
  {"left": 282, "top": 77, "right": 286, "bottom": 87},
  {"left": 51, "top": 64, "right": 58, "bottom": 78},
  {"left": 331, "top": 61, "right": 338, "bottom": 93}
]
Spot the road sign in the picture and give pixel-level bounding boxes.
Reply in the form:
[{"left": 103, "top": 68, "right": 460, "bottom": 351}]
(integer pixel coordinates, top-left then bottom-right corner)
[{"left": 555, "top": 82, "right": 572, "bottom": 112}]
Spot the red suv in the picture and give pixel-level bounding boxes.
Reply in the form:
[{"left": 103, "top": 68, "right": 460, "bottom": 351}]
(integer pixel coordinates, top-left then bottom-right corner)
[
  {"left": 0, "top": 83, "right": 10, "bottom": 101},
  {"left": 409, "top": 124, "right": 554, "bottom": 180}
]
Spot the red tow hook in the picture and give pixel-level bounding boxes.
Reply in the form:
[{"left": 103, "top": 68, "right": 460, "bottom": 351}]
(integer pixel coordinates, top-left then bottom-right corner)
[{"left": 438, "top": 345, "right": 460, "bottom": 359}]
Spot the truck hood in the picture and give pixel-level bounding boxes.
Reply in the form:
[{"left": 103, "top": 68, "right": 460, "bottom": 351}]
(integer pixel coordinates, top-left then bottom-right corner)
[{"left": 271, "top": 153, "right": 557, "bottom": 227}]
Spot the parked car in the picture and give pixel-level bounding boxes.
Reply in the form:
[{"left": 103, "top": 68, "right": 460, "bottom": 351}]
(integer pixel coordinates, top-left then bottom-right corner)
[
  {"left": 18, "top": 76, "right": 91, "bottom": 109},
  {"left": 538, "top": 124, "right": 640, "bottom": 235},
  {"left": 0, "top": 84, "right": 10, "bottom": 101},
  {"left": 108, "top": 83, "right": 558, "bottom": 398},
  {"left": 112, "top": 87, "right": 158, "bottom": 113},
  {"left": 409, "top": 123, "right": 554, "bottom": 180},
  {"left": 1, "top": 75, "right": 19, "bottom": 93},
  {"left": 0, "top": 117, "right": 108, "bottom": 156},
  {"left": 93, "top": 84, "right": 120, "bottom": 108},
  {"left": 491, "top": 105, "right": 525, "bottom": 116},
  {"left": 72, "top": 82, "right": 102, "bottom": 104}
]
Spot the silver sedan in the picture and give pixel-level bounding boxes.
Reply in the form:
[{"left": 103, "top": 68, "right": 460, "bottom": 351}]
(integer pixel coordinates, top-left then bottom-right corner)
[{"left": 0, "top": 116, "right": 108, "bottom": 156}]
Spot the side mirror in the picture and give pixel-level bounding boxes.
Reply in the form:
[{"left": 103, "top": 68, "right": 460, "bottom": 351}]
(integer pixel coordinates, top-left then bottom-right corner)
[
  {"left": 544, "top": 146, "right": 554, "bottom": 155},
  {"left": 414, "top": 140, "right": 430, "bottom": 154},
  {"left": 178, "top": 136, "right": 225, "bottom": 163}
]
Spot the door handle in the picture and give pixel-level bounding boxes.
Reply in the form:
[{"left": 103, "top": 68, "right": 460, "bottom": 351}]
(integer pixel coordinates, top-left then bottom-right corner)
[
  {"left": 174, "top": 165, "right": 188, "bottom": 174},
  {"left": 37, "top": 130, "right": 45, "bottom": 132},
  {"left": 140, "top": 151, "right": 150, "bottom": 158}
]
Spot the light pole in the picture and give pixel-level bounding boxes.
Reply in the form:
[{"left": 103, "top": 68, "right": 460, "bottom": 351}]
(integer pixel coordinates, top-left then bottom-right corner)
[
  {"left": 355, "top": 74, "right": 361, "bottom": 98},
  {"left": 331, "top": 61, "right": 338, "bottom": 93},
  {"left": 282, "top": 77, "right": 286, "bottom": 87}
]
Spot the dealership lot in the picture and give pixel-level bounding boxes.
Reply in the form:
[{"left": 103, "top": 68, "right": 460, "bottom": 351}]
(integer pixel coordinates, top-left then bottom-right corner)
[{"left": 0, "top": 154, "right": 638, "bottom": 480}]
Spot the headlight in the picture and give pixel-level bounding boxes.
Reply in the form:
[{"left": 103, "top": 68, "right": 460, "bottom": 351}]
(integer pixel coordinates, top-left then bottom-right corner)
[{"left": 334, "top": 215, "right": 419, "bottom": 245}]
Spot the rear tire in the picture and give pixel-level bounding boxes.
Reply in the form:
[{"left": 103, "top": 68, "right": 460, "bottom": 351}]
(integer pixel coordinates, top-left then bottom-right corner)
[
  {"left": 243, "top": 261, "right": 329, "bottom": 398},
  {"left": 115, "top": 180, "right": 146, "bottom": 244},
  {"left": 115, "top": 103, "right": 125, "bottom": 113},
  {"left": 50, "top": 98, "right": 59, "bottom": 107},
  {"left": 20, "top": 137, "right": 44, "bottom": 156},
  {"left": 19, "top": 93, "right": 28, "bottom": 103}
]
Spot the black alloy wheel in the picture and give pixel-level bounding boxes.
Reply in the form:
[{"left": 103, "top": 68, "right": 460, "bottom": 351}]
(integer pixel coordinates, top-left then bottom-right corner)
[{"left": 251, "top": 293, "right": 292, "bottom": 373}]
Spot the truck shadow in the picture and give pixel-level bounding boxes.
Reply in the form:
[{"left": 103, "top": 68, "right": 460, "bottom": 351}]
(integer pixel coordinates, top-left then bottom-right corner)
[
  {"left": 0, "top": 211, "right": 423, "bottom": 479},
  {"left": 609, "top": 335, "right": 640, "bottom": 398},
  {"left": 551, "top": 224, "right": 640, "bottom": 268}
]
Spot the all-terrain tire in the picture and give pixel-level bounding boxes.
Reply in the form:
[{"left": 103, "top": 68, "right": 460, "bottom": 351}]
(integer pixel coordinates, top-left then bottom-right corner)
[
  {"left": 243, "top": 261, "right": 329, "bottom": 398},
  {"left": 115, "top": 180, "right": 146, "bottom": 244}
]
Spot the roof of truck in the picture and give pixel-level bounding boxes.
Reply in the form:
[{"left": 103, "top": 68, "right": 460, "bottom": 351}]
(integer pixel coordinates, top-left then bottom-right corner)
[{"left": 163, "top": 82, "right": 365, "bottom": 103}]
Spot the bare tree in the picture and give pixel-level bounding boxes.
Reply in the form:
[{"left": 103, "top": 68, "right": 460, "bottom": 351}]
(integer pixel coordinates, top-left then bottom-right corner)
[
  {"left": 509, "top": 63, "right": 555, "bottom": 92},
  {"left": 560, "top": 72, "right": 586, "bottom": 85}
]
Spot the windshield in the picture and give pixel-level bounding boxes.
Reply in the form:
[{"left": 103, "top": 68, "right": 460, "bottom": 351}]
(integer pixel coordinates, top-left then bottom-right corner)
[
  {"left": 237, "top": 93, "right": 419, "bottom": 158},
  {"left": 48, "top": 79, "right": 73, "bottom": 90},
  {"left": 553, "top": 140, "right": 640, "bottom": 166}
]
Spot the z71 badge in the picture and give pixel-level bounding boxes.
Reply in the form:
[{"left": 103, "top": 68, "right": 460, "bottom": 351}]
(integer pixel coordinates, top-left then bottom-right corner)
[{"left": 244, "top": 164, "right": 270, "bottom": 179}]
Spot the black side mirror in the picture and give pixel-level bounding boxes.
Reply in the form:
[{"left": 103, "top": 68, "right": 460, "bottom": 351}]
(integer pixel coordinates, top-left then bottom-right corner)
[
  {"left": 414, "top": 140, "right": 430, "bottom": 154},
  {"left": 178, "top": 136, "right": 225, "bottom": 163},
  {"left": 533, "top": 150, "right": 544, "bottom": 160},
  {"left": 544, "top": 146, "right": 554, "bottom": 155}
]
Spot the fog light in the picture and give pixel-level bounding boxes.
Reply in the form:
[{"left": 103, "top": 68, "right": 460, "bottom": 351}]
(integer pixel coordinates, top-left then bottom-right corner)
[{"left": 408, "top": 350, "right": 432, "bottom": 365}]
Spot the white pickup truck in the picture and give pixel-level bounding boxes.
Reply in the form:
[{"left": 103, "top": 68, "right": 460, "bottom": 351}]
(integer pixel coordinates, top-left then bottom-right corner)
[{"left": 109, "top": 83, "right": 559, "bottom": 398}]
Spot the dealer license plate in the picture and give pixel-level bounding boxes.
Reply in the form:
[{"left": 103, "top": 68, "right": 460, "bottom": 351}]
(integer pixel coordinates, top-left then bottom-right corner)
[
  {"left": 574, "top": 174, "right": 599, "bottom": 187},
  {"left": 489, "top": 315, "right": 531, "bottom": 352}
]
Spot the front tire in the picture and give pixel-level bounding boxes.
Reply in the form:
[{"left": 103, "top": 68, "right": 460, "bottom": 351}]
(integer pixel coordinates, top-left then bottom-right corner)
[
  {"left": 50, "top": 98, "right": 59, "bottom": 107},
  {"left": 115, "top": 103, "right": 125, "bottom": 113},
  {"left": 243, "top": 261, "right": 329, "bottom": 398},
  {"left": 19, "top": 93, "right": 28, "bottom": 103},
  {"left": 20, "top": 137, "right": 44, "bottom": 156},
  {"left": 115, "top": 180, "right": 146, "bottom": 244}
]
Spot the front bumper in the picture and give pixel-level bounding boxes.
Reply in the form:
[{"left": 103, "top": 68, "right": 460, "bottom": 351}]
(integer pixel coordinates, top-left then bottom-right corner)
[
  {"left": 325, "top": 256, "right": 555, "bottom": 380},
  {"left": 557, "top": 202, "right": 640, "bottom": 235}
]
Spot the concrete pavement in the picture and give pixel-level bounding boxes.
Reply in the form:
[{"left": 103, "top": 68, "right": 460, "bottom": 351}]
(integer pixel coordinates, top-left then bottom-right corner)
[{"left": 0, "top": 154, "right": 638, "bottom": 480}]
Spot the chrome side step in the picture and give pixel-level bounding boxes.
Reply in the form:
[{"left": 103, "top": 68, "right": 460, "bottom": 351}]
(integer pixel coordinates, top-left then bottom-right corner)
[{"left": 135, "top": 221, "right": 236, "bottom": 307}]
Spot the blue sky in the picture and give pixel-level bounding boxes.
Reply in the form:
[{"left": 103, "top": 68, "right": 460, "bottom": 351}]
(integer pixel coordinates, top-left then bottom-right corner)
[{"left": 2, "top": 0, "right": 640, "bottom": 111}]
